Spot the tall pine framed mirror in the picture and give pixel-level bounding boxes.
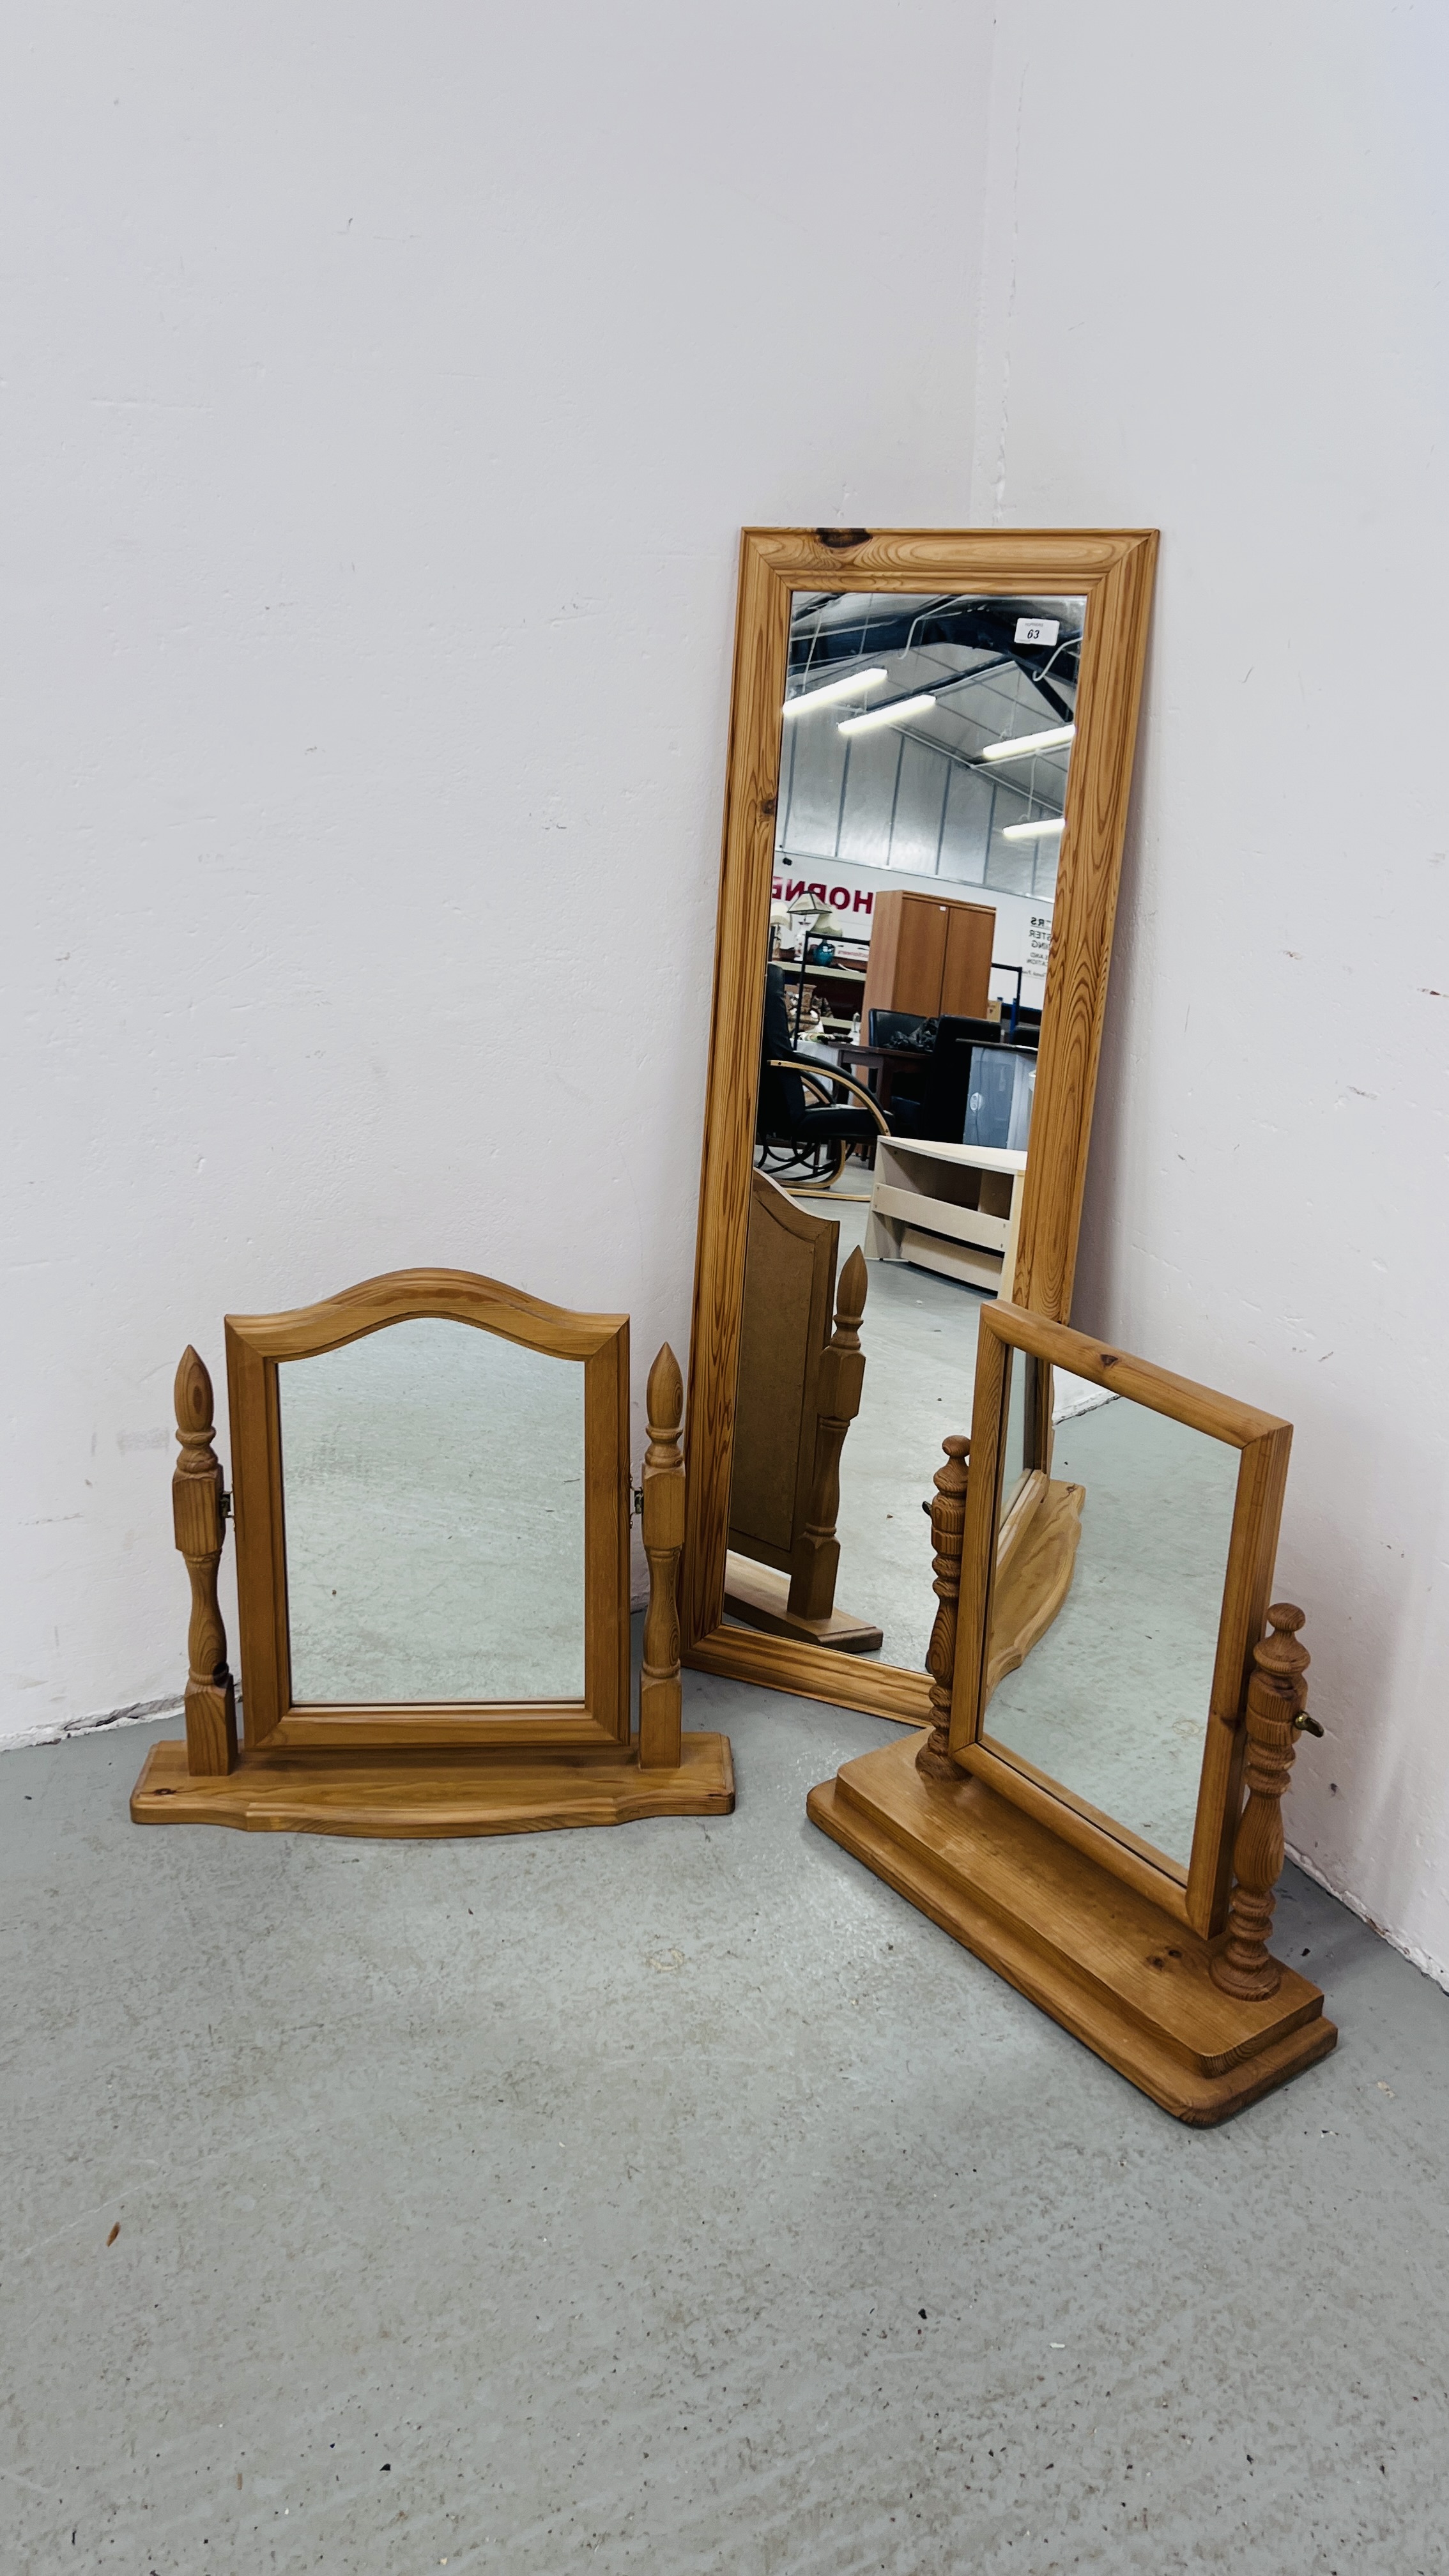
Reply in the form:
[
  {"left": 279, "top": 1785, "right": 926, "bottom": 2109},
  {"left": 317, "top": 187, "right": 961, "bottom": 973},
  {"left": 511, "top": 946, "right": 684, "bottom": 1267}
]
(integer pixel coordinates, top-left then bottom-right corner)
[{"left": 682, "top": 528, "right": 1158, "bottom": 1724}]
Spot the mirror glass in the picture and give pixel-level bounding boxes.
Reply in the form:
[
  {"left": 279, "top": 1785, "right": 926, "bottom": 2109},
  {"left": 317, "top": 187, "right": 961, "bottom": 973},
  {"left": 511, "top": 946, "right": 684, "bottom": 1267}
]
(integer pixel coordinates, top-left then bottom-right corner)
[
  {"left": 279, "top": 1319, "right": 586, "bottom": 1705},
  {"left": 983, "top": 1370, "right": 1241, "bottom": 1867},
  {"left": 1000, "top": 1344, "right": 1034, "bottom": 1523},
  {"left": 726, "top": 588, "right": 1085, "bottom": 1671}
]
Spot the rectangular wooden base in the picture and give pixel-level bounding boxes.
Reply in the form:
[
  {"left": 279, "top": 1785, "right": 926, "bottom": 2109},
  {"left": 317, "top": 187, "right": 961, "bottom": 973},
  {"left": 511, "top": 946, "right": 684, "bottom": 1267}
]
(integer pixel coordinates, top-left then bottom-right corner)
[
  {"left": 131, "top": 1733, "right": 734, "bottom": 1838},
  {"left": 723, "top": 1551, "right": 885, "bottom": 1654},
  {"left": 807, "top": 1735, "right": 1336, "bottom": 2124}
]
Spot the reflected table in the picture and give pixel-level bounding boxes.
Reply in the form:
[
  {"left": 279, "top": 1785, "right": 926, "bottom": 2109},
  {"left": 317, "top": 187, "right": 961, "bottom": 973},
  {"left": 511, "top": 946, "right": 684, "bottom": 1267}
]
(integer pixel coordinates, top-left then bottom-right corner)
[
  {"left": 831, "top": 1043, "right": 933, "bottom": 1122},
  {"left": 865, "top": 1137, "right": 1027, "bottom": 1295}
]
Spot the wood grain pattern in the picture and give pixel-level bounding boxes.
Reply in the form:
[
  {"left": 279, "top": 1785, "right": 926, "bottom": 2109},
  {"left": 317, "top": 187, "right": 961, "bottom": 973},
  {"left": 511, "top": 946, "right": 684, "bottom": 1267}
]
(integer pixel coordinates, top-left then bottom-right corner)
[
  {"left": 225, "top": 1269, "right": 631, "bottom": 1751},
  {"left": 951, "top": 1302, "right": 1292, "bottom": 1940},
  {"left": 228, "top": 1266, "right": 626, "bottom": 1364},
  {"left": 682, "top": 528, "right": 1158, "bottom": 1725},
  {"left": 916, "top": 1435, "right": 972, "bottom": 1782},
  {"left": 171, "top": 1347, "right": 237, "bottom": 1776},
  {"left": 807, "top": 1735, "right": 1334, "bottom": 2126},
  {"left": 639, "top": 1343, "right": 685, "bottom": 1769},
  {"left": 682, "top": 534, "right": 792, "bottom": 1659},
  {"left": 724, "top": 1174, "right": 881, "bottom": 1649},
  {"left": 690, "top": 1614, "right": 931, "bottom": 1721},
  {"left": 965, "top": 1732, "right": 1191, "bottom": 1905},
  {"left": 790, "top": 1246, "right": 868, "bottom": 1621},
  {"left": 1211, "top": 1607, "right": 1315, "bottom": 1996},
  {"left": 1009, "top": 536, "right": 1159, "bottom": 1322},
  {"left": 721, "top": 1552, "right": 884, "bottom": 1653},
  {"left": 728, "top": 1173, "right": 839, "bottom": 1573},
  {"left": 941, "top": 901, "right": 995, "bottom": 1020},
  {"left": 1188, "top": 1420, "right": 1293, "bottom": 1929},
  {"left": 131, "top": 1732, "right": 735, "bottom": 1837}
]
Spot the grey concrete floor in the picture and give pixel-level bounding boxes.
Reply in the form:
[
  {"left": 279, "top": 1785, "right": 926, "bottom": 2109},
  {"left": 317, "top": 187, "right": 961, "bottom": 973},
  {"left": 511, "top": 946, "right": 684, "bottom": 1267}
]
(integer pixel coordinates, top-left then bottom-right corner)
[{"left": 4, "top": 1657, "right": 1448, "bottom": 2575}]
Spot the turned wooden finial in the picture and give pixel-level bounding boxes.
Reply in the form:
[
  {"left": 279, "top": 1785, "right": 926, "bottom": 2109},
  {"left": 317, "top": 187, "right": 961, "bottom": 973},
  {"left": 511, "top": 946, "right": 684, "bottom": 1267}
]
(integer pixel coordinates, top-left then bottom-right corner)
[
  {"left": 1211, "top": 1604, "right": 1314, "bottom": 1998},
  {"left": 917, "top": 1433, "right": 972, "bottom": 1782},
  {"left": 832, "top": 1246, "right": 867, "bottom": 1346},
  {"left": 175, "top": 1346, "right": 215, "bottom": 1448},
  {"left": 788, "top": 1248, "right": 869, "bottom": 1623},
  {"left": 171, "top": 1347, "right": 237, "bottom": 1777},
  {"left": 638, "top": 1342, "right": 686, "bottom": 1770}
]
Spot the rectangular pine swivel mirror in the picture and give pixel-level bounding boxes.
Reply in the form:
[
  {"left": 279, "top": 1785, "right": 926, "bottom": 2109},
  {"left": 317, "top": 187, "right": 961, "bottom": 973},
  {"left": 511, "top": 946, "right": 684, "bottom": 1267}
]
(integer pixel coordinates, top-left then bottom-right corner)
[
  {"left": 961, "top": 1310, "right": 1286, "bottom": 1925},
  {"left": 808, "top": 1303, "right": 1337, "bottom": 2124},
  {"left": 683, "top": 529, "right": 1158, "bottom": 1724}
]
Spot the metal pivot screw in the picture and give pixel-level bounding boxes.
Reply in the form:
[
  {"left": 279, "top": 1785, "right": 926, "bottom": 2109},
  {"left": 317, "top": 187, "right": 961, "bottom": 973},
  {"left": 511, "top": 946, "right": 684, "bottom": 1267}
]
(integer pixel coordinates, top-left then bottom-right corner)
[{"left": 1294, "top": 1709, "right": 1324, "bottom": 1737}]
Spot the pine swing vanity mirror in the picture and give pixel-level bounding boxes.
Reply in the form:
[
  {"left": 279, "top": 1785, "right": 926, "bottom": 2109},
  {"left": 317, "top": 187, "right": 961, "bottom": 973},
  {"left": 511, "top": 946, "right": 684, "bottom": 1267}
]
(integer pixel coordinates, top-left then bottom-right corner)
[
  {"left": 809, "top": 1305, "right": 1337, "bottom": 2123},
  {"left": 132, "top": 1269, "right": 733, "bottom": 1835},
  {"left": 682, "top": 529, "right": 1157, "bottom": 1722}
]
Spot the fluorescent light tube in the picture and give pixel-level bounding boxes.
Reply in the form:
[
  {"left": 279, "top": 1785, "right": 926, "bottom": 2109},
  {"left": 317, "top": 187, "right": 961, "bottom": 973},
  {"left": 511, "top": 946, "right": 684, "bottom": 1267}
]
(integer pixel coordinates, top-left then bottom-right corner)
[
  {"left": 980, "top": 723, "right": 1076, "bottom": 762},
  {"left": 838, "top": 693, "right": 937, "bottom": 738},
  {"left": 781, "top": 666, "right": 887, "bottom": 717},
  {"left": 1001, "top": 816, "right": 1066, "bottom": 841}
]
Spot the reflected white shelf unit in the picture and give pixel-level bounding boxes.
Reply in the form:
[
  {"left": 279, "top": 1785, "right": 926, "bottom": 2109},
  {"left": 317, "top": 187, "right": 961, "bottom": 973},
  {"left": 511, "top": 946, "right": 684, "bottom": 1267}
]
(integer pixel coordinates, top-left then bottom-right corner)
[{"left": 865, "top": 1137, "right": 1028, "bottom": 1295}]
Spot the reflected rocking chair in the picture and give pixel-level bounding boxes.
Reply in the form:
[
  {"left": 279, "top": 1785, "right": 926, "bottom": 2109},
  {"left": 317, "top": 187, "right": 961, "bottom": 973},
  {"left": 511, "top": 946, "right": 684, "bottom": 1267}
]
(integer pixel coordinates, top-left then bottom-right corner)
[{"left": 756, "top": 963, "right": 891, "bottom": 1193}]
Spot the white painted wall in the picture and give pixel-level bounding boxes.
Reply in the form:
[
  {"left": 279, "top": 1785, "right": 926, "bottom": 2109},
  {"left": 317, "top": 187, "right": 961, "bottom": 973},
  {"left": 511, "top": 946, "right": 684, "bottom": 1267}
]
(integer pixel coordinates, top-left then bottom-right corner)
[
  {"left": 2, "top": 2, "right": 996, "bottom": 1740},
  {"left": 971, "top": 3, "right": 1449, "bottom": 1981}
]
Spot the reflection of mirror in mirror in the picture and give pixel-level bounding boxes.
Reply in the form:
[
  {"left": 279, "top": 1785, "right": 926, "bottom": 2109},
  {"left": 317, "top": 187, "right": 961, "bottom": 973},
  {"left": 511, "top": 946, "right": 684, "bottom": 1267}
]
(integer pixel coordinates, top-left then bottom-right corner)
[
  {"left": 726, "top": 590, "right": 1086, "bottom": 1670},
  {"left": 983, "top": 1391, "right": 1241, "bottom": 1866},
  {"left": 280, "top": 1319, "right": 586, "bottom": 1705},
  {"left": 1000, "top": 1346, "right": 1033, "bottom": 1520}
]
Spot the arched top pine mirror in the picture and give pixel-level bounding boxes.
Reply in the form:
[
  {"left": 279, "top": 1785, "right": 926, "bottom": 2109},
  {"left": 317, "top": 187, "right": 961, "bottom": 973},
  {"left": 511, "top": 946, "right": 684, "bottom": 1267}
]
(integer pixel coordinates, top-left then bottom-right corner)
[
  {"left": 130, "top": 1273, "right": 739, "bottom": 1837},
  {"left": 225, "top": 1269, "right": 631, "bottom": 1748}
]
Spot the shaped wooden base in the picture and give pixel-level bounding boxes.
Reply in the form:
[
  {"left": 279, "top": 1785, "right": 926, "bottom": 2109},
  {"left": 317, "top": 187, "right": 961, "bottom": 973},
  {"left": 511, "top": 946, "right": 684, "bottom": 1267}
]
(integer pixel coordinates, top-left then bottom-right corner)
[
  {"left": 132, "top": 1733, "right": 735, "bottom": 1838},
  {"left": 807, "top": 1734, "right": 1335, "bottom": 2124},
  {"left": 723, "top": 1552, "right": 885, "bottom": 1655}
]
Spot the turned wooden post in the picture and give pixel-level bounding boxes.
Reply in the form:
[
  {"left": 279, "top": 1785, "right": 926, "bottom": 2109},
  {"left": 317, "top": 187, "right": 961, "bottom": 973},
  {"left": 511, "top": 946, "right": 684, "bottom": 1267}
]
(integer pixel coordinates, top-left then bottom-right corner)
[
  {"left": 172, "top": 1347, "right": 238, "bottom": 1777},
  {"left": 638, "top": 1343, "right": 685, "bottom": 1770},
  {"left": 916, "top": 1434, "right": 972, "bottom": 1782},
  {"left": 1211, "top": 1605, "right": 1318, "bottom": 1998},
  {"left": 787, "top": 1248, "right": 868, "bottom": 1622}
]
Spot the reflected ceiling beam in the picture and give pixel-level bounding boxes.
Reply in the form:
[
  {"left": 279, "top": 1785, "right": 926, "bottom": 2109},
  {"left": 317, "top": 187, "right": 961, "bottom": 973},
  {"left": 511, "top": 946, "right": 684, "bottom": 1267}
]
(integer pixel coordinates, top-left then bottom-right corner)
[
  {"left": 890, "top": 723, "right": 1065, "bottom": 800},
  {"left": 981, "top": 723, "right": 1076, "bottom": 762},
  {"left": 786, "top": 599, "right": 1083, "bottom": 716}
]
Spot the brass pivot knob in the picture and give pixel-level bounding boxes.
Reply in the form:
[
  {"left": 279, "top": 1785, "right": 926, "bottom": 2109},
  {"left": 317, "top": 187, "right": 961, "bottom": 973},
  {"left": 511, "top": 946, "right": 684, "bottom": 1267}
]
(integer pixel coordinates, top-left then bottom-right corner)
[{"left": 1293, "top": 1710, "right": 1324, "bottom": 1737}]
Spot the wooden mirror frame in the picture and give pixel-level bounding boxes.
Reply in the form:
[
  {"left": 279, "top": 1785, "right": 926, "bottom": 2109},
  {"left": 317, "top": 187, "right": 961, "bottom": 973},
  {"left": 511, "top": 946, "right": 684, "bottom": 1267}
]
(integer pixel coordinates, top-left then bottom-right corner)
[
  {"left": 226, "top": 1268, "right": 631, "bottom": 1751},
  {"left": 954, "top": 1303, "right": 1292, "bottom": 1939},
  {"left": 682, "top": 527, "right": 1159, "bottom": 1722}
]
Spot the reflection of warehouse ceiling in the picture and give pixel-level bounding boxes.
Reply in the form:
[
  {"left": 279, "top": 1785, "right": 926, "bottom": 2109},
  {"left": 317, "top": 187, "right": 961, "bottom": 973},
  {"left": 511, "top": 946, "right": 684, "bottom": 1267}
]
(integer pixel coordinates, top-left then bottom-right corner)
[
  {"left": 788, "top": 593, "right": 1082, "bottom": 719},
  {"left": 778, "top": 594, "right": 1085, "bottom": 899}
]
